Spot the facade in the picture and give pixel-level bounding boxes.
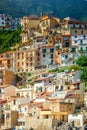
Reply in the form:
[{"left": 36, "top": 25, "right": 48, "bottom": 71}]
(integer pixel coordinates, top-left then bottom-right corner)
[
  {"left": 16, "top": 87, "right": 34, "bottom": 100},
  {"left": 43, "top": 99, "right": 75, "bottom": 121},
  {"left": 21, "top": 15, "right": 40, "bottom": 31},
  {"left": 40, "top": 45, "right": 55, "bottom": 66},
  {"left": 0, "top": 14, "right": 12, "bottom": 30},
  {"left": 25, "top": 116, "right": 58, "bottom": 130},
  {"left": 68, "top": 114, "right": 84, "bottom": 128},
  {"left": 0, "top": 66, "right": 5, "bottom": 86},
  {"left": 13, "top": 48, "right": 40, "bottom": 72},
  {"left": 0, "top": 52, "right": 13, "bottom": 69},
  {"left": 40, "top": 15, "right": 60, "bottom": 34},
  {"left": 55, "top": 17, "right": 87, "bottom": 66},
  {"left": 3, "top": 110, "right": 18, "bottom": 129},
  {"left": 0, "top": 85, "right": 16, "bottom": 99}
]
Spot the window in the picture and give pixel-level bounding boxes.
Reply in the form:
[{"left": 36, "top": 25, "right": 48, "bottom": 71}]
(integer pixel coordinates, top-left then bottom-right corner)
[
  {"left": 85, "top": 25, "right": 87, "bottom": 29},
  {"left": 6, "top": 22, "right": 9, "bottom": 25},
  {"left": 65, "top": 55, "right": 68, "bottom": 58},
  {"left": 73, "top": 24, "right": 76, "bottom": 28},
  {"left": 26, "top": 63, "right": 28, "bottom": 66},
  {"left": 75, "top": 41, "right": 77, "bottom": 44},
  {"left": 84, "top": 35, "right": 86, "bottom": 39},
  {"left": 17, "top": 62, "right": 19, "bottom": 66},
  {"left": 7, "top": 18, "right": 9, "bottom": 21},
  {"left": 80, "top": 47, "right": 83, "bottom": 51},
  {"left": 42, "top": 48, "right": 46, "bottom": 53},
  {"left": 75, "top": 30, "right": 77, "bottom": 33},
  {"left": 50, "top": 60, "right": 53, "bottom": 64},
  {"left": 81, "top": 30, "right": 83, "bottom": 34},
  {"left": 50, "top": 48, "right": 54, "bottom": 53},
  {"left": 79, "top": 25, "right": 81, "bottom": 28},
  {"left": 86, "top": 47, "right": 87, "bottom": 51},
  {"left": 76, "top": 84, "right": 80, "bottom": 89},
  {"left": 50, "top": 54, "right": 54, "bottom": 58},
  {"left": 2, "top": 22, "right": 4, "bottom": 24},
  {"left": 43, "top": 54, "right": 45, "bottom": 57},
  {"left": 34, "top": 112, "right": 36, "bottom": 116},
  {"left": 2, "top": 17, "right": 4, "bottom": 20},
  {"left": 75, "top": 36, "right": 77, "bottom": 38},
  {"left": 80, "top": 40, "right": 83, "bottom": 44}
]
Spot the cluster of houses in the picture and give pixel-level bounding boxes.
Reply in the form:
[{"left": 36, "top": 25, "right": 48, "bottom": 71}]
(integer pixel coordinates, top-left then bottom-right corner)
[
  {"left": 0, "top": 14, "right": 21, "bottom": 30},
  {"left": 0, "top": 13, "right": 87, "bottom": 130}
]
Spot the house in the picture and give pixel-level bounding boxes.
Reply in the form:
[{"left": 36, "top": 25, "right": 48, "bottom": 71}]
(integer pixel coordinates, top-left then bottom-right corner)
[
  {"left": 68, "top": 114, "right": 87, "bottom": 129},
  {"left": 16, "top": 87, "right": 34, "bottom": 100},
  {"left": 40, "top": 15, "right": 60, "bottom": 34},
  {"left": 2, "top": 110, "right": 18, "bottom": 129},
  {"left": 0, "top": 85, "right": 16, "bottom": 99},
  {"left": 13, "top": 48, "right": 40, "bottom": 72},
  {"left": 0, "top": 14, "right": 12, "bottom": 30},
  {"left": 0, "top": 52, "right": 13, "bottom": 69},
  {"left": 21, "top": 15, "right": 40, "bottom": 31},
  {"left": 42, "top": 98, "right": 75, "bottom": 121},
  {"left": 25, "top": 116, "right": 58, "bottom": 130},
  {"left": 40, "top": 45, "right": 55, "bottom": 66}
]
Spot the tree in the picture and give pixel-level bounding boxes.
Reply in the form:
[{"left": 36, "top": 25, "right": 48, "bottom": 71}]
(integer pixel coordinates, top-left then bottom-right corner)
[
  {"left": 76, "top": 55, "right": 87, "bottom": 67},
  {"left": 81, "top": 67, "right": 87, "bottom": 82}
]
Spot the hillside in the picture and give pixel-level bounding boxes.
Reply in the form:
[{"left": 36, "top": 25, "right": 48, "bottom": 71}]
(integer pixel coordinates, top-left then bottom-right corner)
[
  {"left": 0, "top": 26, "right": 21, "bottom": 54},
  {"left": 0, "top": 0, "right": 87, "bottom": 20}
]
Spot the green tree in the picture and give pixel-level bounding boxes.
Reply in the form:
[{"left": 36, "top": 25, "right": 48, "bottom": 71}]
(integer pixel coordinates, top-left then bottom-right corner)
[
  {"left": 81, "top": 67, "right": 87, "bottom": 82},
  {"left": 76, "top": 55, "right": 87, "bottom": 67},
  {"left": 0, "top": 26, "right": 21, "bottom": 54}
]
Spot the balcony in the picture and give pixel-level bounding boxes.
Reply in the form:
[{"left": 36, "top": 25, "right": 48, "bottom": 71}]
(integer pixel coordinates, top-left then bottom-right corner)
[
  {"left": 62, "top": 48, "right": 69, "bottom": 53},
  {"left": 79, "top": 50, "right": 87, "bottom": 53}
]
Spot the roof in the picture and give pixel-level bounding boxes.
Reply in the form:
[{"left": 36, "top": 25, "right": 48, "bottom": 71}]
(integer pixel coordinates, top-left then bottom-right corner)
[
  {"left": 66, "top": 94, "right": 80, "bottom": 99},
  {"left": 0, "top": 99, "right": 7, "bottom": 104},
  {"left": 41, "top": 45, "right": 54, "bottom": 49},
  {"left": 38, "top": 92, "right": 53, "bottom": 97},
  {"left": 70, "top": 81, "right": 83, "bottom": 85},
  {"left": 40, "top": 107, "right": 51, "bottom": 111},
  {"left": 0, "top": 85, "right": 10, "bottom": 88},
  {"left": 28, "top": 15, "right": 39, "bottom": 20},
  {"left": 35, "top": 76, "right": 53, "bottom": 82}
]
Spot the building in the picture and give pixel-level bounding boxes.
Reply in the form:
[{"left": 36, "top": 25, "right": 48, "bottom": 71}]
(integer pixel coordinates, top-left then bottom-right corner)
[
  {"left": 68, "top": 114, "right": 84, "bottom": 129},
  {"left": 11, "top": 18, "right": 21, "bottom": 30},
  {"left": 3, "top": 110, "right": 18, "bottom": 129},
  {"left": 40, "top": 15, "right": 60, "bottom": 34},
  {"left": 13, "top": 48, "right": 40, "bottom": 72},
  {"left": 0, "top": 52, "right": 13, "bottom": 69},
  {"left": 0, "top": 14, "right": 12, "bottom": 30},
  {"left": 0, "top": 85, "right": 16, "bottom": 99},
  {"left": 21, "top": 15, "right": 40, "bottom": 31},
  {"left": 25, "top": 116, "right": 58, "bottom": 130},
  {"left": 40, "top": 45, "right": 55, "bottom": 66},
  {"left": 55, "top": 17, "right": 87, "bottom": 66}
]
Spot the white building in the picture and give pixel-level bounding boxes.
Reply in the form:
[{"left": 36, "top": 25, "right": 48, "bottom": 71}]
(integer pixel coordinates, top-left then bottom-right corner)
[
  {"left": 0, "top": 14, "right": 12, "bottom": 30},
  {"left": 40, "top": 46, "right": 55, "bottom": 66},
  {"left": 68, "top": 114, "right": 83, "bottom": 128}
]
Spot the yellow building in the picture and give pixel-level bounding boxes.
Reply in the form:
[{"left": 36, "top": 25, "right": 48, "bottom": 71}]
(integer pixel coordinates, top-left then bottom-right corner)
[
  {"left": 13, "top": 48, "right": 40, "bottom": 72},
  {"left": 21, "top": 15, "right": 40, "bottom": 31},
  {"left": 40, "top": 15, "right": 60, "bottom": 34}
]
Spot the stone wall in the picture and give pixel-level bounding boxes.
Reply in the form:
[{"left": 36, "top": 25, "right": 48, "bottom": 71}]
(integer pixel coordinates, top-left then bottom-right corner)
[{"left": 25, "top": 117, "right": 58, "bottom": 130}]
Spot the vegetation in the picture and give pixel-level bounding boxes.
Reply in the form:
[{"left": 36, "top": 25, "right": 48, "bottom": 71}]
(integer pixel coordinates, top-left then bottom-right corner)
[
  {"left": 0, "top": 26, "right": 21, "bottom": 53},
  {"left": 76, "top": 56, "right": 87, "bottom": 91},
  {"left": 68, "top": 65, "right": 80, "bottom": 71},
  {"left": 0, "top": 0, "right": 87, "bottom": 20},
  {"left": 76, "top": 55, "right": 87, "bottom": 67},
  {"left": 49, "top": 65, "right": 80, "bottom": 73},
  {"left": 81, "top": 67, "right": 87, "bottom": 82}
]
